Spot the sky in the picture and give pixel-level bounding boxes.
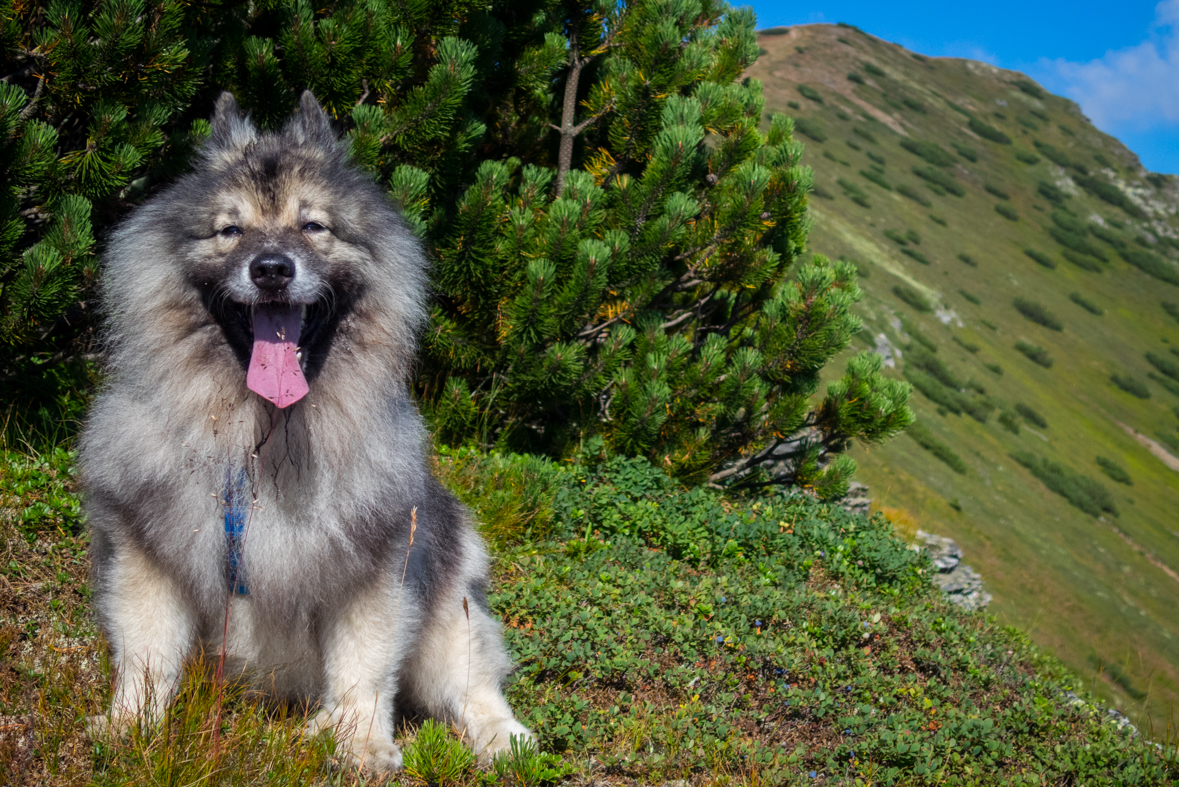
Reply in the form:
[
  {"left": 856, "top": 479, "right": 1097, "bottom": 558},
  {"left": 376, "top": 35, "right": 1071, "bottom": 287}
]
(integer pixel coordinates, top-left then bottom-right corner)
[{"left": 747, "top": 1, "right": 1179, "bottom": 174}]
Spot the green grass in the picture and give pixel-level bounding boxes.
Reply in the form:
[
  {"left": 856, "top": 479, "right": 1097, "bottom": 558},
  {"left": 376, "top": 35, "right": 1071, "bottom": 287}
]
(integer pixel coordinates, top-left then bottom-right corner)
[
  {"left": 1009, "top": 450, "right": 1118, "bottom": 517},
  {"left": 905, "top": 421, "right": 968, "bottom": 473}
]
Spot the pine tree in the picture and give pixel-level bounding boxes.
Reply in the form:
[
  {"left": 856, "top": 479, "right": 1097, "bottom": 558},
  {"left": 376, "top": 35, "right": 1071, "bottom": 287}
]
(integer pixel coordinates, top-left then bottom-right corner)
[{"left": 4, "top": 0, "right": 912, "bottom": 495}]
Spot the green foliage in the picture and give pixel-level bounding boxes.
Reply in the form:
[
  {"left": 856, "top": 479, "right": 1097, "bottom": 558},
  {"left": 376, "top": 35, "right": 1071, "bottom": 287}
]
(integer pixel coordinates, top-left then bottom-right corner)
[
  {"left": 1023, "top": 248, "right": 1061, "bottom": 270},
  {"left": 1015, "top": 341, "right": 1053, "bottom": 368},
  {"left": 1050, "top": 227, "right": 1108, "bottom": 262},
  {"left": 1062, "top": 249, "right": 1104, "bottom": 272},
  {"left": 906, "top": 345, "right": 960, "bottom": 389},
  {"left": 866, "top": 150, "right": 886, "bottom": 165},
  {"left": 1037, "top": 181, "right": 1068, "bottom": 204},
  {"left": 798, "top": 84, "right": 824, "bottom": 103},
  {"left": 1165, "top": 302, "right": 1179, "bottom": 324},
  {"left": 1009, "top": 451, "right": 1117, "bottom": 517},
  {"left": 402, "top": 720, "right": 476, "bottom": 785},
  {"left": 846, "top": 139, "right": 862, "bottom": 151},
  {"left": 905, "top": 421, "right": 968, "bottom": 474},
  {"left": 794, "top": 116, "right": 828, "bottom": 142},
  {"left": 1088, "top": 223, "right": 1127, "bottom": 250},
  {"left": 847, "top": 71, "right": 865, "bottom": 84},
  {"left": 1152, "top": 372, "right": 1179, "bottom": 398},
  {"left": 998, "top": 409, "right": 1021, "bottom": 434},
  {"left": 1069, "top": 292, "right": 1104, "bottom": 315},
  {"left": 1122, "top": 249, "right": 1179, "bottom": 286},
  {"left": 893, "top": 284, "right": 932, "bottom": 312},
  {"left": 902, "top": 248, "right": 932, "bottom": 265},
  {"left": 1015, "top": 149, "right": 1041, "bottom": 165},
  {"left": 1051, "top": 210, "right": 1088, "bottom": 235},
  {"left": 1094, "top": 456, "right": 1132, "bottom": 486},
  {"left": 912, "top": 166, "right": 965, "bottom": 196},
  {"left": 929, "top": 213, "right": 947, "bottom": 226},
  {"left": 897, "top": 184, "right": 932, "bottom": 206},
  {"left": 994, "top": 203, "right": 1019, "bottom": 221},
  {"left": 860, "top": 168, "right": 892, "bottom": 190},
  {"left": 1014, "top": 403, "right": 1048, "bottom": 429},
  {"left": 1034, "top": 140, "right": 1073, "bottom": 168},
  {"left": 1012, "top": 79, "right": 1046, "bottom": 99},
  {"left": 900, "top": 139, "right": 954, "bottom": 167},
  {"left": 951, "top": 142, "right": 977, "bottom": 161},
  {"left": 1073, "top": 174, "right": 1146, "bottom": 218},
  {"left": 957, "top": 253, "right": 977, "bottom": 267},
  {"left": 853, "top": 125, "right": 878, "bottom": 143},
  {"left": 953, "top": 334, "right": 980, "bottom": 352},
  {"left": 838, "top": 177, "right": 871, "bottom": 207},
  {"left": 862, "top": 61, "right": 886, "bottom": 77},
  {"left": 958, "top": 290, "right": 981, "bottom": 305},
  {"left": 884, "top": 229, "right": 909, "bottom": 246},
  {"left": 984, "top": 362, "right": 1003, "bottom": 375},
  {"left": 985, "top": 183, "right": 1010, "bottom": 200},
  {"left": 1110, "top": 373, "right": 1150, "bottom": 399},
  {"left": 969, "top": 118, "right": 1011, "bottom": 144},
  {"left": 1013, "top": 298, "right": 1063, "bottom": 331},
  {"left": 491, "top": 734, "right": 569, "bottom": 787}
]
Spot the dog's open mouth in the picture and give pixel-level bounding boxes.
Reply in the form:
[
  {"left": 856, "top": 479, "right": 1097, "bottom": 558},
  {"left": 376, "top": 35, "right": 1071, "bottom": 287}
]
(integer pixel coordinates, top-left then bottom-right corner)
[{"left": 239, "top": 303, "right": 325, "bottom": 408}]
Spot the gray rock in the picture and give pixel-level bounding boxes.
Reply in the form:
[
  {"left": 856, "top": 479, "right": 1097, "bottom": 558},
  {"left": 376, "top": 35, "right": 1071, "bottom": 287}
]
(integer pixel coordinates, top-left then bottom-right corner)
[
  {"left": 917, "top": 529, "right": 991, "bottom": 611},
  {"left": 917, "top": 529, "right": 962, "bottom": 572}
]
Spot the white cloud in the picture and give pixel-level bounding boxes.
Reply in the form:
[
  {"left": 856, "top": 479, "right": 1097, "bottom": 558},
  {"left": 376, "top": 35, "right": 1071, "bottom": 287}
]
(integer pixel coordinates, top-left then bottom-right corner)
[{"left": 1035, "top": 0, "right": 1179, "bottom": 130}]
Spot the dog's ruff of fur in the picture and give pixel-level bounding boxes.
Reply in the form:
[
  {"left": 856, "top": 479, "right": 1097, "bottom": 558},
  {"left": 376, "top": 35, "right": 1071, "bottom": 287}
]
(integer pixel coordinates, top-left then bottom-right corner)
[{"left": 80, "top": 91, "right": 530, "bottom": 771}]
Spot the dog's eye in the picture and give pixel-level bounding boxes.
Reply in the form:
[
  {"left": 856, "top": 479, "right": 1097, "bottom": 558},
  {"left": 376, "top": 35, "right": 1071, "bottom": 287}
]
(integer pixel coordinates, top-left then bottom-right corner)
[
  {"left": 219, "top": 226, "right": 242, "bottom": 237},
  {"left": 302, "top": 222, "right": 327, "bottom": 233}
]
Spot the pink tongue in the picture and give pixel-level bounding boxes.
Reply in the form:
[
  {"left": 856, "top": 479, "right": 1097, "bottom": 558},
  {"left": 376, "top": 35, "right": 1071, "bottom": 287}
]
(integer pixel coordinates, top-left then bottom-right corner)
[{"left": 246, "top": 305, "right": 309, "bottom": 408}]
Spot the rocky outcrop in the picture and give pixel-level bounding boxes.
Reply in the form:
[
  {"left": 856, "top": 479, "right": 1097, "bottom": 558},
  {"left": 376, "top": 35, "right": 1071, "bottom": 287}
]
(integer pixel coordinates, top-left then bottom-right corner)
[{"left": 917, "top": 530, "right": 992, "bottom": 611}]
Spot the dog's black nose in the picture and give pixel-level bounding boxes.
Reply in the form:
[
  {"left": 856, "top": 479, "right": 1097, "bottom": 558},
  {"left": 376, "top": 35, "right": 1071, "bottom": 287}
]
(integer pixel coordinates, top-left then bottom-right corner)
[{"left": 250, "top": 254, "right": 295, "bottom": 290}]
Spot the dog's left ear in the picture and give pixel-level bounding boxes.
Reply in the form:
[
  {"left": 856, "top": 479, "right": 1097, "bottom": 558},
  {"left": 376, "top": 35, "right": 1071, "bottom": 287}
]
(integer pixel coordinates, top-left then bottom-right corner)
[{"left": 287, "top": 91, "right": 337, "bottom": 149}]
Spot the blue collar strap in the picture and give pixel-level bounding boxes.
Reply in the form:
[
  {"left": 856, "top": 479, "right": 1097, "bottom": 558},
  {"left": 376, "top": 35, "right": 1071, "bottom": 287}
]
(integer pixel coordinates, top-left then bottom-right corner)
[{"left": 223, "top": 467, "right": 250, "bottom": 595}]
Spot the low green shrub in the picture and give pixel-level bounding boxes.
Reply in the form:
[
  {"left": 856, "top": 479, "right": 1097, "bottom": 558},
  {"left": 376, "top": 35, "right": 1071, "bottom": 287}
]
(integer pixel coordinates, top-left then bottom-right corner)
[
  {"left": 811, "top": 183, "right": 835, "bottom": 200},
  {"left": 907, "top": 344, "right": 961, "bottom": 388},
  {"left": 1089, "top": 223, "right": 1126, "bottom": 250},
  {"left": 1062, "top": 249, "right": 1104, "bottom": 272},
  {"left": 1145, "top": 351, "right": 1179, "bottom": 382},
  {"left": 798, "top": 84, "right": 823, "bottom": 103},
  {"left": 1010, "top": 450, "right": 1117, "bottom": 517},
  {"left": 902, "top": 318, "right": 938, "bottom": 352},
  {"left": 1134, "top": 234, "right": 1156, "bottom": 249},
  {"left": 1034, "top": 140, "right": 1072, "bottom": 167},
  {"left": 981, "top": 319, "right": 997, "bottom": 330},
  {"left": 985, "top": 183, "right": 1010, "bottom": 199},
  {"left": 904, "top": 368, "right": 964, "bottom": 415},
  {"left": 1051, "top": 211, "right": 1087, "bottom": 234},
  {"left": 1037, "top": 181, "right": 1067, "bottom": 204},
  {"left": 1069, "top": 292, "right": 1103, "bottom": 315},
  {"left": 787, "top": 100, "right": 801, "bottom": 110},
  {"left": 1015, "top": 403, "right": 1048, "bottom": 428},
  {"left": 902, "top": 248, "right": 931, "bottom": 265},
  {"left": 1024, "top": 248, "right": 1057, "bottom": 269},
  {"left": 953, "top": 334, "right": 980, "bottom": 352},
  {"left": 836, "top": 110, "right": 852, "bottom": 121},
  {"left": 897, "top": 184, "right": 931, "bottom": 206},
  {"left": 1110, "top": 372, "right": 1150, "bottom": 399},
  {"left": 969, "top": 117, "right": 1011, "bottom": 144},
  {"left": 929, "top": 213, "right": 947, "bottom": 226},
  {"left": 866, "top": 150, "right": 885, "bottom": 165},
  {"left": 1095, "top": 456, "right": 1132, "bottom": 486},
  {"left": 884, "top": 229, "right": 909, "bottom": 246},
  {"left": 905, "top": 229, "right": 921, "bottom": 244},
  {"left": 906, "top": 421, "right": 968, "bottom": 473},
  {"left": 824, "top": 150, "right": 850, "bottom": 165},
  {"left": 900, "top": 138, "right": 954, "bottom": 166},
  {"left": 951, "top": 142, "right": 978, "bottom": 161},
  {"left": 998, "top": 409, "right": 1021, "bottom": 434},
  {"left": 837, "top": 177, "right": 870, "bottom": 207},
  {"left": 862, "top": 61, "right": 885, "bottom": 77},
  {"left": 1148, "top": 372, "right": 1179, "bottom": 398},
  {"left": 1164, "top": 302, "right": 1179, "bottom": 324},
  {"left": 1015, "top": 341, "right": 1053, "bottom": 368},
  {"left": 902, "top": 97, "right": 926, "bottom": 113},
  {"left": 1058, "top": 123, "right": 1076, "bottom": 136},
  {"left": 912, "top": 166, "right": 965, "bottom": 196},
  {"left": 1012, "top": 79, "right": 1046, "bottom": 98},
  {"left": 853, "top": 125, "right": 877, "bottom": 143},
  {"left": 994, "top": 203, "right": 1019, "bottom": 221},
  {"left": 1093, "top": 152, "right": 1115, "bottom": 169},
  {"left": 946, "top": 100, "right": 972, "bottom": 117},
  {"left": 958, "top": 253, "right": 977, "bottom": 267},
  {"left": 1122, "top": 248, "right": 1179, "bottom": 285},
  {"left": 860, "top": 168, "right": 892, "bottom": 189},
  {"left": 1017, "top": 116, "right": 1039, "bottom": 130},
  {"left": 1015, "top": 150, "right": 1041, "bottom": 164},
  {"left": 403, "top": 720, "right": 477, "bottom": 785},
  {"left": 893, "top": 283, "right": 932, "bottom": 312},
  {"left": 847, "top": 71, "right": 865, "bottom": 84},
  {"left": 958, "top": 289, "right": 981, "bottom": 305},
  {"left": 1051, "top": 227, "right": 1108, "bottom": 261},
  {"left": 794, "top": 117, "right": 827, "bottom": 142},
  {"left": 1074, "top": 174, "right": 1147, "bottom": 218},
  {"left": 1013, "top": 298, "right": 1063, "bottom": 330},
  {"left": 1030, "top": 109, "right": 1050, "bottom": 122},
  {"left": 845, "top": 139, "right": 862, "bottom": 151},
  {"left": 984, "top": 362, "right": 1003, "bottom": 375}
]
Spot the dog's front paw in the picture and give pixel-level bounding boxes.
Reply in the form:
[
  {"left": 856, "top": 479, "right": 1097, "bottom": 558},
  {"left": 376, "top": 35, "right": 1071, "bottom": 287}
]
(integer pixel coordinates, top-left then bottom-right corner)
[
  {"left": 472, "top": 719, "right": 533, "bottom": 763},
  {"left": 308, "top": 709, "right": 403, "bottom": 774},
  {"left": 86, "top": 711, "right": 137, "bottom": 739}
]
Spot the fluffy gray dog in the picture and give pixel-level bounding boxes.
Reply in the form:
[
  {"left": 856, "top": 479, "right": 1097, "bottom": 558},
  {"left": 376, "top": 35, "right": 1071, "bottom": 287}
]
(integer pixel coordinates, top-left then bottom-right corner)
[{"left": 80, "top": 91, "right": 530, "bottom": 772}]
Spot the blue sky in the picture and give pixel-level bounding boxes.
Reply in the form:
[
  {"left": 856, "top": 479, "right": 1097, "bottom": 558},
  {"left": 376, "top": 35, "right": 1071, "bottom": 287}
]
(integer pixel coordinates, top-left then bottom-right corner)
[{"left": 748, "top": 1, "right": 1179, "bottom": 174}]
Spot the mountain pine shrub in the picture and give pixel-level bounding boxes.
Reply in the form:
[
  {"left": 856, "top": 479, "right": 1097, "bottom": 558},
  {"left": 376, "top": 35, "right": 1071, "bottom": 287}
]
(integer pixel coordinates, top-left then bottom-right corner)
[
  {"left": 902, "top": 248, "right": 932, "bottom": 265},
  {"left": 905, "top": 421, "right": 968, "bottom": 473},
  {"left": 1037, "top": 181, "right": 1067, "bottom": 204},
  {"left": 1024, "top": 249, "right": 1058, "bottom": 269},
  {"left": 899, "top": 138, "right": 954, "bottom": 166},
  {"left": 994, "top": 203, "right": 1019, "bottom": 221},
  {"left": 1015, "top": 150, "right": 1040, "bottom": 164},
  {"left": 893, "top": 284, "right": 932, "bottom": 312},
  {"left": 798, "top": 84, "right": 823, "bottom": 103},
  {"left": 958, "top": 290, "right": 981, "bottom": 305},
  {"left": 1165, "top": 302, "right": 1179, "bottom": 324},
  {"left": 912, "top": 166, "right": 965, "bottom": 196},
  {"left": 896, "top": 184, "right": 931, "bottom": 206},
  {"left": 860, "top": 168, "right": 892, "bottom": 190},
  {"left": 847, "top": 72, "right": 865, "bottom": 84},
  {"left": 1122, "top": 249, "right": 1179, "bottom": 285},
  {"left": 1095, "top": 456, "right": 1132, "bottom": 486},
  {"left": 969, "top": 117, "right": 1011, "bottom": 144},
  {"left": 958, "top": 253, "right": 978, "bottom": 267},
  {"left": 1110, "top": 373, "right": 1150, "bottom": 399},
  {"left": 1089, "top": 223, "right": 1127, "bottom": 250},
  {"left": 1015, "top": 403, "right": 1048, "bottom": 428},
  {"left": 1069, "top": 292, "right": 1104, "bottom": 315},
  {"left": 1010, "top": 451, "right": 1117, "bottom": 517},
  {"left": 1034, "top": 140, "right": 1073, "bottom": 168},
  {"left": 1013, "top": 298, "right": 1063, "bottom": 331},
  {"left": 951, "top": 142, "right": 977, "bottom": 161},
  {"left": 1062, "top": 249, "right": 1104, "bottom": 272},
  {"left": 985, "top": 183, "right": 1010, "bottom": 199},
  {"left": 929, "top": 213, "right": 947, "bottom": 226},
  {"left": 1145, "top": 352, "right": 1179, "bottom": 382},
  {"left": 794, "top": 116, "right": 828, "bottom": 142},
  {"left": 1015, "top": 341, "right": 1054, "bottom": 368},
  {"left": 862, "top": 62, "right": 885, "bottom": 77}
]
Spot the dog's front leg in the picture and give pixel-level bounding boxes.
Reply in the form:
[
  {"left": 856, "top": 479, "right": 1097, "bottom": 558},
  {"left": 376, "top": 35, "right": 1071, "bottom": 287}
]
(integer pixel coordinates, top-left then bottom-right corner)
[
  {"left": 93, "top": 544, "right": 196, "bottom": 734},
  {"left": 311, "top": 578, "right": 414, "bottom": 774}
]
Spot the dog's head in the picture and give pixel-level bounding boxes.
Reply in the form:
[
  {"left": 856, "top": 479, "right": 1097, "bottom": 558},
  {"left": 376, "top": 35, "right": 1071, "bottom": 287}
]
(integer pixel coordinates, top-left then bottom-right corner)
[{"left": 105, "top": 91, "right": 426, "bottom": 407}]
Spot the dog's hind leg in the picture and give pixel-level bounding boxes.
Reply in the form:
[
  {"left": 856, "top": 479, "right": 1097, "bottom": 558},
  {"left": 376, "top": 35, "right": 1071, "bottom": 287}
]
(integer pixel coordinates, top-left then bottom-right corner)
[
  {"left": 310, "top": 574, "right": 416, "bottom": 774},
  {"left": 92, "top": 543, "right": 196, "bottom": 734},
  {"left": 401, "top": 530, "right": 532, "bottom": 762}
]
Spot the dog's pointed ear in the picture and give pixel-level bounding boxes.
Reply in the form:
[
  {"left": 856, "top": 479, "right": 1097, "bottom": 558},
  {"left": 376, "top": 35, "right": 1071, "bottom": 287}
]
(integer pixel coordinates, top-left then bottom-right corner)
[
  {"left": 287, "top": 91, "right": 337, "bottom": 149},
  {"left": 205, "top": 92, "right": 257, "bottom": 160}
]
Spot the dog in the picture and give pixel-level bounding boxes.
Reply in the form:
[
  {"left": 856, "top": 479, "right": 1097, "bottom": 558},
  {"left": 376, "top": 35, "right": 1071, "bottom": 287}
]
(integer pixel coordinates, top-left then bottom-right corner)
[{"left": 79, "top": 91, "right": 530, "bottom": 771}]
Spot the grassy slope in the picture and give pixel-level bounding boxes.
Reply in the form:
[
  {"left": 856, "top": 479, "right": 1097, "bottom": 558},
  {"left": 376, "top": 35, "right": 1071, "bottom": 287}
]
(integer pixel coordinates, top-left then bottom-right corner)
[{"left": 747, "top": 23, "right": 1179, "bottom": 735}]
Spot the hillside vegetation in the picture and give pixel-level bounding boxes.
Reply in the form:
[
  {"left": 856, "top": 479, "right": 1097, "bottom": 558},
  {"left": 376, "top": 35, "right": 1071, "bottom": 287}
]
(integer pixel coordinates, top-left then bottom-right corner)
[{"left": 748, "top": 23, "right": 1179, "bottom": 735}]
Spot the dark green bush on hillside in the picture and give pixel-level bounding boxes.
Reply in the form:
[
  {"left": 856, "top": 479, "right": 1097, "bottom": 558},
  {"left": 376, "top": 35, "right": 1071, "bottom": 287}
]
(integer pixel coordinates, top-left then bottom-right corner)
[
  {"left": 1015, "top": 150, "right": 1041, "bottom": 164},
  {"left": 798, "top": 84, "right": 823, "bottom": 103},
  {"left": 1062, "top": 249, "right": 1104, "bottom": 272},
  {"left": 893, "top": 284, "right": 932, "bottom": 312},
  {"left": 1051, "top": 211, "right": 1088, "bottom": 235},
  {"left": 1034, "top": 140, "right": 1072, "bottom": 168},
  {"left": 1015, "top": 403, "right": 1048, "bottom": 428},
  {"left": 1122, "top": 249, "right": 1179, "bottom": 286},
  {"left": 951, "top": 142, "right": 977, "bottom": 161},
  {"left": 1145, "top": 351, "right": 1179, "bottom": 382},
  {"left": 900, "top": 138, "right": 954, "bottom": 166},
  {"left": 1015, "top": 341, "right": 1054, "bottom": 368},
  {"left": 1013, "top": 298, "right": 1063, "bottom": 331},
  {"left": 905, "top": 229, "right": 921, "bottom": 244},
  {"left": 1012, "top": 79, "right": 1046, "bottom": 98},
  {"left": 905, "top": 421, "right": 968, "bottom": 473},
  {"left": 1050, "top": 227, "right": 1108, "bottom": 261},
  {"left": 1073, "top": 174, "right": 1147, "bottom": 219},
  {"left": 1069, "top": 292, "right": 1103, "bottom": 315},
  {"left": 884, "top": 229, "right": 909, "bottom": 246},
  {"left": 860, "top": 168, "right": 892, "bottom": 190},
  {"left": 958, "top": 289, "right": 981, "bottom": 305},
  {"left": 853, "top": 125, "right": 877, "bottom": 143},
  {"left": 1010, "top": 450, "right": 1117, "bottom": 517},
  {"left": 862, "top": 61, "right": 885, "bottom": 77},
  {"left": 897, "top": 184, "right": 931, "bottom": 206},
  {"left": 1023, "top": 249, "right": 1057, "bottom": 268},
  {"left": 837, "top": 177, "right": 871, "bottom": 207},
  {"left": 1095, "top": 456, "right": 1132, "bottom": 486},
  {"left": 1165, "top": 302, "right": 1179, "bottom": 324},
  {"left": 793, "top": 116, "right": 828, "bottom": 142},
  {"left": 902, "top": 97, "right": 926, "bottom": 113},
  {"left": 1089, "top": 223, "right": 1127, "bottom": 250},
  {"left": 958, "top": 253, "right": 978, "bottom": 267},
  {"left": 985, "top": 183, "right": 1010, "bottom": 199},
  {"left": 901, "top": 248, "right": 931, "bottom": 265},
  {"left": 994, "top": 203, "right": 1019, "bottom": 221},
  {"left": 1110, "top": 373, "right": 1150, "bottom": 399},
  {"left": 906, "top": 345, "right": 961, "bottom": 389},
  {"left": 1037, "top": 181, "right": 1068, "bottom": 204},
  {"left": 969, "top": 117, "right": 1011, "bottom": 144},
  {"left": 866, "top": 150, "right": 886, "bottom": 165},
  {"left": 847, "top": 71, "right": 865, "bottom": 84},
  {"left": 912, "top": 166, "right": 965, "bottom": 196}
]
